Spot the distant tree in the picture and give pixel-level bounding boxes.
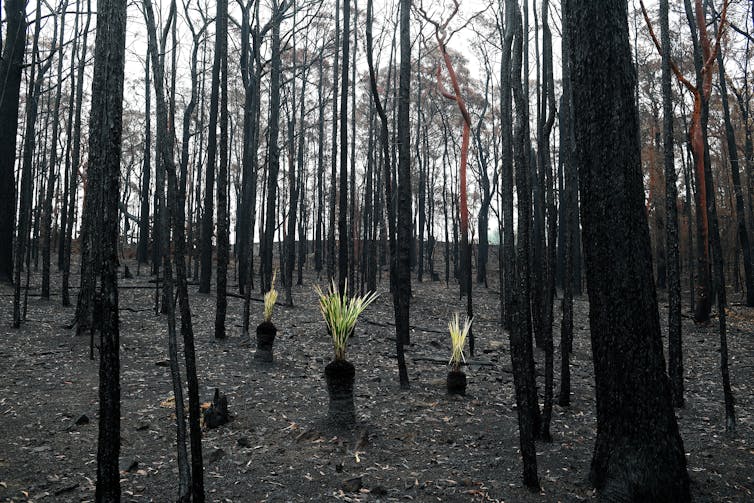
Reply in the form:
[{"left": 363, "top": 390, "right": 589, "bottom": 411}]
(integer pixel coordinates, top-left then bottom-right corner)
[
  {"left": 366, "top": 0, "right": 408, "bottom": 388},
  {"left": 199, "top": 0, "right": 224, "bottom": 294},
  {"left": 659, "top": 0, "right": 684, "bottom": 407},
  {"left": 566, "top": 0, "right": 690, "bottom": 499}
]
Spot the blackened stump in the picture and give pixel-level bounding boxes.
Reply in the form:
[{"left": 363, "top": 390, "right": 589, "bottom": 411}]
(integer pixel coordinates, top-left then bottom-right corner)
[
  {"left": 325, "top": 359, "right": 355, "bottom": 425},
  {"left": 446, "top": 370, "right": 467, "bottom": 395},
  {"left": 255, "top": 321, "right": 276, "bottom": 362}
]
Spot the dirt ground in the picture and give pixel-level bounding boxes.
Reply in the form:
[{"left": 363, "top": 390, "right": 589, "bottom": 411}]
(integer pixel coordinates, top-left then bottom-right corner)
[{"left": 0, "top": 254, "right": 752, "bottom": 502}]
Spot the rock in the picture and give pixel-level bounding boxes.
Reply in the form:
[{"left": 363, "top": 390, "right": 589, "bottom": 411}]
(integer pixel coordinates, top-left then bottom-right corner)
[
  {"left": 74, "top": 414, "right": 89, "bottom": 426},
  {"left": 208, "top": 448, "right": 225, "bottom": 464},
  {"left": 237, "top": 437, "right": 251, "bottom": 448},
  {"left": 342, "top": 477, "right": 362, "bottom": 493},
  {"left": 203, "top": 388, "right": 230, "bottom": 429}
]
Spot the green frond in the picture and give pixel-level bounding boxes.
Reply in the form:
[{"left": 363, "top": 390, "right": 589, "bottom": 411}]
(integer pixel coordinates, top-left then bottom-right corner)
[
  {"left": 448, "top": 313, "right": 473, "bottom": 371},
  {"left": 263, "top": 269, "right": 279, "bottom": 322},
  {"left": 315, "top": 280, "right": 379, "bottom": 361}
]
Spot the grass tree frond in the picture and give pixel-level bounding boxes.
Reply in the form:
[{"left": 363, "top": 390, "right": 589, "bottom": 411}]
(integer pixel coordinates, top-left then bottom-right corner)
[
  {"left": 315, "top": 279, "right": 379, "bottom": 361},
  {"left": 263, "top": 269, "right": 279, "bottom": 323},
  {"left": 448, "top": 313, "right": 473, "bottom": 372}
]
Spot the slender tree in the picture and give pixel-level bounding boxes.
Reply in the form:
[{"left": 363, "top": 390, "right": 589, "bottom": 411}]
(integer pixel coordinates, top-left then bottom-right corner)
[
  {"left": 215, "top": 0, "right": 229, "bottom": 338},
  {"left": 509, "top": 0, "right": 539, "bottom": 488},
  {"left": 199, "top": 0, "right": 225, "bottom": 294},
  {"left": 87, "top": 0, "right": 127, "bottom": 498},
  {"left": 396, "top": 0, "right": 412, "bottom": 369},
  {"left": 367, "top": 0, "right": 409, "bottom": 387},
  {"left": 659, "top": 0, "right": 684, "bottom": 407}
]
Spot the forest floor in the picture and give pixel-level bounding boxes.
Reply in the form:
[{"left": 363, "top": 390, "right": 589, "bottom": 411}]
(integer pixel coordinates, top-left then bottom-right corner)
[{"left": 0, "top": 254, "right": 753, "bottom": 502}]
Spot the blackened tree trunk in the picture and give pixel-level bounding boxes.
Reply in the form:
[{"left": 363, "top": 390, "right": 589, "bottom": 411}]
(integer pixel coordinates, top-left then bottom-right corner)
[
  {"left": 137, "top": 54, "right": 151, "bottom": 265},
  {"left": 337, "top": 0, "right": 350, "bottom": 293},
  {"left": 565, "top": 0, "right": 690, "bottom": 499},
  {"left": 199, "top": 1, "right": 224, "bottom": 294},
  {"left": 396, "top": 0, "right": 412, "bottom": 373},
  {"left": 539, "top": 0, "right": 557, "bottom": 442},
  {"left": 89, "top": 0, "right": 127, "bottom": 499},
  {"left": 143, "top": 1, "right": 205, "bottom": 496},
  {"left": 558, "top": 0, "right": 575, "bottom": 406},
  {"left": 41, "top": 1, "right": 68, "bottom": 299},
  {"left": 14, "top": 1, "right": 55, "bottom": 327},
  {"left": 63, "top": 2, "right": 91, "bottom": 308},
  {"left": 261, "top": 1, "right": 283, "bottom": 294},
  {"left": 702, "top": 95, "right": 737, "bottom": 434},
  {"left": 215, "top": 0, "right": 229, "bottom": 338},
  {"left": 499, "top": 1, "right": 515, "bottom": 332},
  {"left": 141, "top": 1, "right": 190, "bottom": 496},
  {"left": 366, "top": 0, "right": 408, "bottom": 387},
  {"left": 509, "top": 0, "right": 539, "bottom": 488},
  {"left": 315, "top": 52, "right": 325, "bottom": 275},
  {"left": 717, "top": 45, "right": 753, "bottom": 307},
  {"left": 238, "top": 0, "right": 255, "bottom": 294},
  {"left": 660, "top": 0, "right": 684, "bottom": 407},
  {"left": 0, "top": 0, "right": 25, "bottom": 284},
  {"left": 327, "top": 0, "right": 340, "bottom": 284}
]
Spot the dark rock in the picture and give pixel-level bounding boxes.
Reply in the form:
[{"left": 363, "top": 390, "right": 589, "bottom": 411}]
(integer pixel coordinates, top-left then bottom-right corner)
[
  {"left": 208, "top": 448, "right": 225, "bottom": 464},
  {"left": 74, "top": 414, "right": 89, "bottom": 426},
  {"left": 342, "top": 477, "right": 362, "bottom": 493},
  {"left": 203, "top": 388, "right": 230, "bottom": 428}
]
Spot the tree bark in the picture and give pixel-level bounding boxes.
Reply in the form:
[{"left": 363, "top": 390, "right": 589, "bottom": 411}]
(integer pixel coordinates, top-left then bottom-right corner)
[
  {"left": 566, "top": 1, "right": 690, "bottom": 499},
  {"left": 0, "top": 0, "right": 25, "bottom": 284},
  {"left": 199, "top": 0, "right": 224, "bottom": 294},
  {"left": 88, "top": 0, "right": 127, "bottom": 499},
  {"left": 215, "top": 0, "right": 229, "bottom": 338}
]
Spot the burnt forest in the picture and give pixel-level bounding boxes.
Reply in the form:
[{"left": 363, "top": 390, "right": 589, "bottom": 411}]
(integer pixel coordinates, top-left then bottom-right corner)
[{"left": 0, "top": 0, "right": 752, "bottom": 501}]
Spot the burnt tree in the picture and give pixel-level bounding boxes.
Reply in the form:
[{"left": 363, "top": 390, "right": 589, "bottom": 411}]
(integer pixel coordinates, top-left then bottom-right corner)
[{"left": 566, "top": 0, "right": 690, "bottom": 499}]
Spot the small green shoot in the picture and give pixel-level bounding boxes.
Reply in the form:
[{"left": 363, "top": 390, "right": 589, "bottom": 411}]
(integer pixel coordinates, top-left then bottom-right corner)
[
  {"left": 314, "top": 280, "right": 379, "bottom": 361},
  {"left": 263, "top": 270, "right": 278, "bottom": 323},
  {"left": 448, "top": 313, "right": 473, "bottom": 372}
]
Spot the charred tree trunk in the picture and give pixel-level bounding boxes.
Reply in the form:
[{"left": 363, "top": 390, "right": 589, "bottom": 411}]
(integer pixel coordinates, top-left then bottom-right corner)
[
  {"left": 717, "top": 44, "right": 753, "bottom": 307},
  {"left": 89, "top": 0, "right": 127, "bottom": 498},
  {"left": 215, "top": 0, "right": 229, "bottom": 338},
  {"left": 137, "top": 55, "right": 152, "bottom": 265},
  {"left": 261, "top": 2, "right": 284, "bottom": 294},
  {"left": 660, "top": 0, "right": 684, "bottom": 407},
  {"left": 0, "top": 0, "right": 25, "bottom": 284},
  {"left": 509, "top": 0, "right": 539, "bottom": 489},
  {"left": 41, "top": 2, "right": 68, "bottom": 299},
  {"left": 199, "top": 2, "right": 224, "bottom": 294},
  {"left": 566, "top": 0, "right": 690, "bottom": 499},
  {"left": 366, "top": 0, "right": 408, "bottom": 387}
]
